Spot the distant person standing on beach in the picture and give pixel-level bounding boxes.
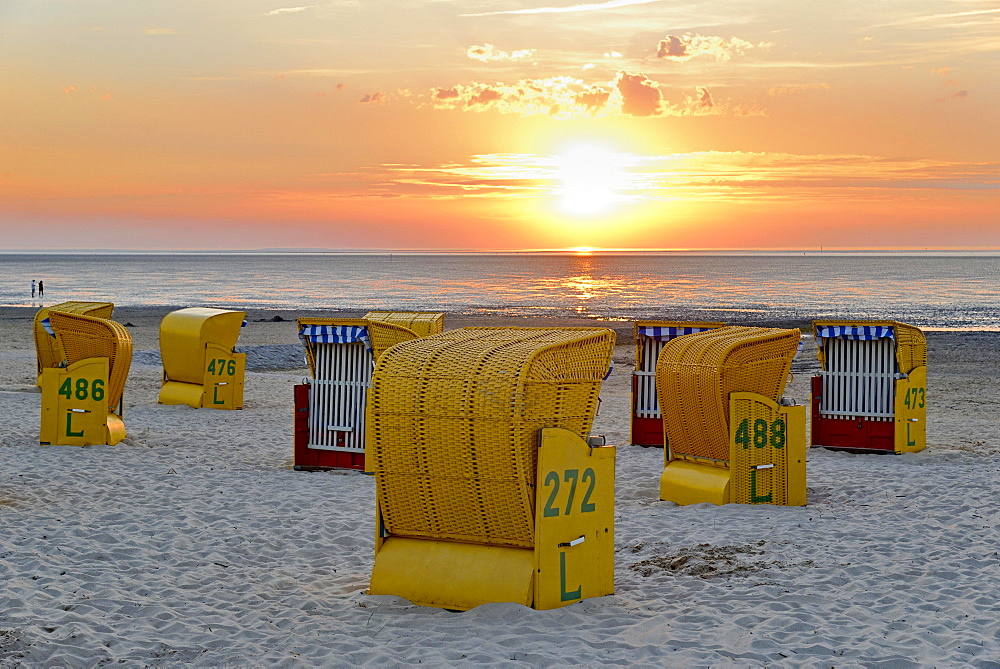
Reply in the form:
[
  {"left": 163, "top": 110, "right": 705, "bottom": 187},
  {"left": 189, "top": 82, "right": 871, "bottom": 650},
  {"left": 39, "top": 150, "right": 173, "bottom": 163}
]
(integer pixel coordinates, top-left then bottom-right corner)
[
  {"left": 31, "top": 279, "right": 36, "bottom": 298},
  {"left": 38, "top": 280, "right": 44, "bottom": 297}
]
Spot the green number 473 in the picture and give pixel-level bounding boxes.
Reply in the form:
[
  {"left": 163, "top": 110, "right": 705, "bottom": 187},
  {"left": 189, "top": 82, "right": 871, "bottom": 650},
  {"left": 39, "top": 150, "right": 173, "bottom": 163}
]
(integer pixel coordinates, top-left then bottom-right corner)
[{"left": 903, "top": 387, "right": 926, "bottom": 409}]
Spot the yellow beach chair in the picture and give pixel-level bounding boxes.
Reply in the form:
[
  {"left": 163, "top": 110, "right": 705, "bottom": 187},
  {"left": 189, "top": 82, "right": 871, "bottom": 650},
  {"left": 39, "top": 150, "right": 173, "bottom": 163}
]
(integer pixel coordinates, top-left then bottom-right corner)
[
  {"left": 656, "top": 326, "right": 806, "bottom": 506},
  {"left": 364, "top": 310, "right": 444, "bottom": 338},
  {"left": 631, "top": 320, "right": 725, "bottom": 447},
  {"left": 294, "top": 311, "right": 445, "bottom": 470},
  {"left": 364, "top": 311, "right": 445, "bottom": 360},
  {"left": 33, "top": 301, "right": 114, "bottom": 385},
  {"left": 367, "top": 327, "right": 617, "bottom": 611},
  {"left": 811, "top": 320, "right": 926, "bottom": 453},
  {"left": 295, "top": 317, "right": 373, "bottom": 470},
  {"left": 39, "top": 311, "right": 133, "bottom": 446},
  {"left": 366, "top": 320, "right": 422, "bottom": 362},
  {"left": 158, "top": 308, "right": 247, "bottom": 409}
]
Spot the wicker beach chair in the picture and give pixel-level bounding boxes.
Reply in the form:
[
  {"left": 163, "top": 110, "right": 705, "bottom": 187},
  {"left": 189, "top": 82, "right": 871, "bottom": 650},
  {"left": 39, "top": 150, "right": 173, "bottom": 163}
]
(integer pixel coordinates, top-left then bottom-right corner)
[
  {"left": 364, "top": 310, "right": 444, "bottom": 338},
  {"left": 158, "top": 308, "right": 247, "bottom": 410},
  {"left": 33, "top": 301, "right": 114, "bottom": 383},
  {"left": 365, "top": 311, "right": 445, "bottom": 360},
  {"left": 294, "top": 313, "right": 446, "bottom": 471},
  {"left": 811, "top": 319, "right": 927, "bottom": 453},
  {"left": 295, "top": 318, "right": 373, "bottom": 470},
  {"left": 48, "top": 311, "right": 133, "bottom": 413},
  {"left": 367, "top": 327, "right": 617, "bottom": 611},
  {"left": 39, "top": 311, "right": 133, "bottom": 446},
  {"left": 656, "top": 326, "right": 806, "bottom": 506},
  {"left": 366, "top": 320, "right": 420, "bottom": 361},
  {"left": 631, "top": 320, "right": 725, "bottom": 447}
]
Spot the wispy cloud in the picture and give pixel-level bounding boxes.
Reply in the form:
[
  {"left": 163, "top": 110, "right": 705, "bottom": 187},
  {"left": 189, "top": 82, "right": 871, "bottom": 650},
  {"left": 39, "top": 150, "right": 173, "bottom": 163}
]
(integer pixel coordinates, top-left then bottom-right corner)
[
  {"left": 467, "top": 44, "right": 536, "bottom": 62},
  {"left": 656, "top": 33, "right": 773, "bottom": 62},
  {"left": 866, "top": 7, "right": 1000, "bottom": 29},
  {"left": 425, "top": 72, "right": 732, "bottom": 118},
  {"left": 373, "top": 152, "right": 1000, "bottom": 202},
  {"left": 461, "top": 0, "right": 662, "bottom": 18},
  {"left": 271, "top": 68, "right": 374, "bottom": 77},
  {"left": 264, "top": 6, "right": 317, "bottom": 16},
  {"left": 767, "top": 83, "right": 832, "bottom": 96}
]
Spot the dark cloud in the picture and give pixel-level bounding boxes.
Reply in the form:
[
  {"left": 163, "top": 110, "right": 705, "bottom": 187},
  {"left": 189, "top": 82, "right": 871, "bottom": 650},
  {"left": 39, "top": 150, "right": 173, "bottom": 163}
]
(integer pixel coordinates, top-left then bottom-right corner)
[
  {"left": 358, "top": 92, "right": 386, "bottom": 104},
  {"left": 467, "top": 87, "right": 503, "bottom": 107},
  {"left": 696, "top": 86, "right": 713, "bottom": 108},
  {"left": 432, "top": 87, "right": 460, "bottom": 100},
  {"left": 575, "top": 86, "right": 611, "bottom": 112},
  {"left": 657, "top": 35, "right": 686, "bottom": 58},
  {"left": 615, "top": 71, "right": 662, "bottom": 116}
]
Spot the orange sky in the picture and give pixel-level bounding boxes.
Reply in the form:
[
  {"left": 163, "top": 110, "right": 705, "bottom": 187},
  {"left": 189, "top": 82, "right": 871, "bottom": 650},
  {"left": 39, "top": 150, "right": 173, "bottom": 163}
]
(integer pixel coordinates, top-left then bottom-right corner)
[{"left": 1, "top": 0, "right": 997, "bottom": 250}]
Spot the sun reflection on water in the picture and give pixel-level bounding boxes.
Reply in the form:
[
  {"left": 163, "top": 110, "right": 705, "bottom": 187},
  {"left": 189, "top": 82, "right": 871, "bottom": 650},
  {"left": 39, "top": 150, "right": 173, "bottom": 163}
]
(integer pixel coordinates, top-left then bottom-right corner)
[{"left": 2, "top": 254, "right": 997, "bottom": 330}]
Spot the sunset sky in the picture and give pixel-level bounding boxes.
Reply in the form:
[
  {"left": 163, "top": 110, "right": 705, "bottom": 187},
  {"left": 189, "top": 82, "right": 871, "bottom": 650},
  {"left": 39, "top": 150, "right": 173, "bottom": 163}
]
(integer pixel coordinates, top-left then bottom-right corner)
[{"left": 2, "top": 0, "right": 997, "bottom": 250}]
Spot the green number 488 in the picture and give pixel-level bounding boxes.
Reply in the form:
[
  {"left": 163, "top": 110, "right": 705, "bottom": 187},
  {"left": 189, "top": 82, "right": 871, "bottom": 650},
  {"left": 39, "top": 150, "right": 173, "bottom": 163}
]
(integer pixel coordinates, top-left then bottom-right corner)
[{"left": 735, "top": 417, "right": 785, "bottom": 450}]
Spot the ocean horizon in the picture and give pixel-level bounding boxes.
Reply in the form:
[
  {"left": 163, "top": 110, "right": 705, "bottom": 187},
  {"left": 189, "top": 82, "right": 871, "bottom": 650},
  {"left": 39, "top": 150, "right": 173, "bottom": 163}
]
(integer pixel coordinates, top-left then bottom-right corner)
[
  {"left": 5, "top": 248, "right": 1000, "bottom": 256},
  {"left": 4, "top": 251, "right": 999, "bottom": 330}
]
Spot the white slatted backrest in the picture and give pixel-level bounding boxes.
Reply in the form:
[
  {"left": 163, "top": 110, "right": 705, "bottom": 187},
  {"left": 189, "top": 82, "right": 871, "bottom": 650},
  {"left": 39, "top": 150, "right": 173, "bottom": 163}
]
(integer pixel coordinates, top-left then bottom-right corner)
[
  {"left": 820, "top": 337, "right": 896, "bottom": 420},
  {"left": 308, "top": 341, "right": 373, "bottom": 451},
  {"left": 634, "top": 337, "right": 666, "bottom": 418}
]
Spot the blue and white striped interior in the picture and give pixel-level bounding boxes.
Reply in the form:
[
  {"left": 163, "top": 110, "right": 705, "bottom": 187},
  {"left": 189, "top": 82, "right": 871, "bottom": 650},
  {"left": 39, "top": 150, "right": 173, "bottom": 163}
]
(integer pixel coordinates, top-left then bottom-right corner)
[
  {"left": 298, "top": 325, "right": 371, "bottom": 350},
  {"left": 636, "top": 326, "right": 715, "bottom": 341},
  {"left": 816, "top": 325, "right": 895, "bottom": 341}
]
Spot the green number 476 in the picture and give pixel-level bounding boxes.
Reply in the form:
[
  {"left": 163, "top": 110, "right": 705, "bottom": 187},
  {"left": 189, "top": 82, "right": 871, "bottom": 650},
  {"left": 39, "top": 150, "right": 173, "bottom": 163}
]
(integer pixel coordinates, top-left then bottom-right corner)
[{"left": 207, "top": 358, "right": 237, "bottom": 376}]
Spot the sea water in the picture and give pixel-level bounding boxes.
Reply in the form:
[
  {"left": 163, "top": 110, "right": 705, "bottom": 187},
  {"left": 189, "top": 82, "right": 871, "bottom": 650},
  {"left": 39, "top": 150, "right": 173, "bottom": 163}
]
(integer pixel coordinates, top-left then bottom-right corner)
[{"left": 2, "top": 252, "right": 999, "bottom": 330}]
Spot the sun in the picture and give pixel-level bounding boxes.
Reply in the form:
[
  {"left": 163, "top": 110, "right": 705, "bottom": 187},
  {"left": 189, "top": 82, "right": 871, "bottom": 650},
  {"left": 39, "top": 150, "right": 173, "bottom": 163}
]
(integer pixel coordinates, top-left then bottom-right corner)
[{"left": 554, "top": 143, "right": 628, "bottom": 217}]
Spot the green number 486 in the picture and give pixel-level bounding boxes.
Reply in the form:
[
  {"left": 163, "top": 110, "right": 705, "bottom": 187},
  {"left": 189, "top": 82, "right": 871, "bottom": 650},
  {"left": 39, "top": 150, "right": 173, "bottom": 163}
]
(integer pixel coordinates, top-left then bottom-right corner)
[{"left": 58, "top": 377, "right": 105, "bottom": 402}]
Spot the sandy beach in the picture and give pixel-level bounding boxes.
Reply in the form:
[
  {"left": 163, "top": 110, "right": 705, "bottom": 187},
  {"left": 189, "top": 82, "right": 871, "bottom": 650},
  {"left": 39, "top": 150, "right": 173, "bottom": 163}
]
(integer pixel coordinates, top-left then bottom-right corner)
[{"left": 1, "top": 305, "right": 997, "bottom": 666}]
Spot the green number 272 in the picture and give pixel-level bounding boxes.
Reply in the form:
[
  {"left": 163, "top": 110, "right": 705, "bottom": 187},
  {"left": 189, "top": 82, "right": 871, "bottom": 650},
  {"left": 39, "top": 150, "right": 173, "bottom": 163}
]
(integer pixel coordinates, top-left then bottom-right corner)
[{"left": 542, "top": 468, "right": 597, "bottom": 517}]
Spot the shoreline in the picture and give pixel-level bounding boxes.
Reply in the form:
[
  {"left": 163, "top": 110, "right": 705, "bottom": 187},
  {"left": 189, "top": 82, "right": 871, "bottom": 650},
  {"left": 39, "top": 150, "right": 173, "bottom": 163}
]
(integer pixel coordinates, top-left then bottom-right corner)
[{"left": 6, "top": 303, "right": 1000, "bottom": 339}]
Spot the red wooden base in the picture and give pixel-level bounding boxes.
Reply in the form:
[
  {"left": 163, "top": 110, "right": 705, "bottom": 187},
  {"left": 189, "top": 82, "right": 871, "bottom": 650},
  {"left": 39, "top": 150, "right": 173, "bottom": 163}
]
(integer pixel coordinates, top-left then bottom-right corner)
[
  {"left": 631, "top": 415, "right": 665, "bottom": 447},
  {"left": 293, "top": 383, "right": 367, "bottom": 471},
  {"left": 811, "top": 376, "right": 894, "bottom": 452}
]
